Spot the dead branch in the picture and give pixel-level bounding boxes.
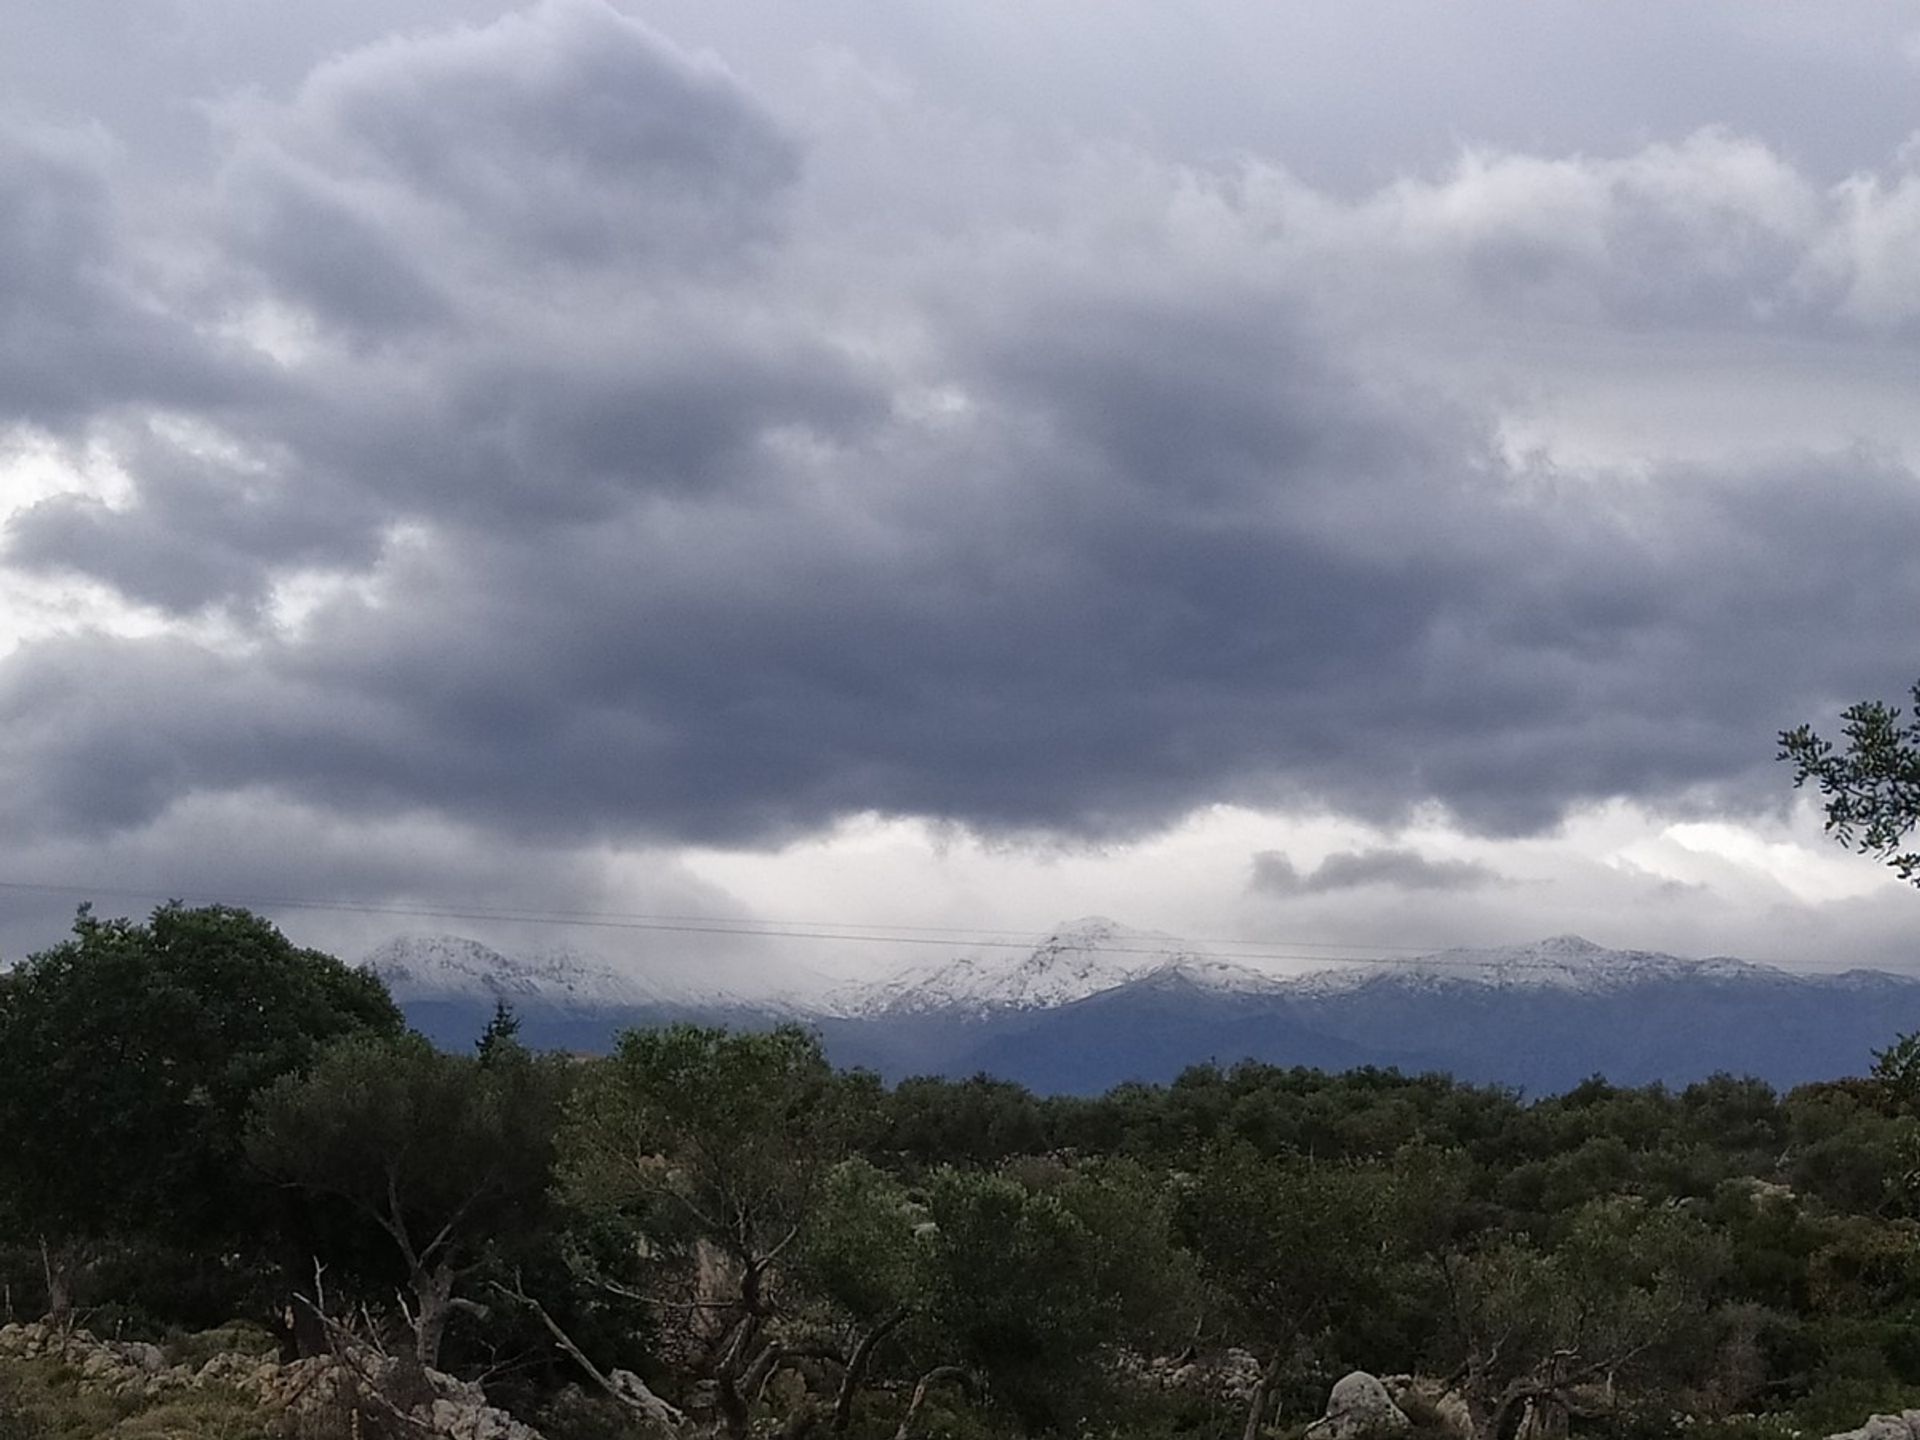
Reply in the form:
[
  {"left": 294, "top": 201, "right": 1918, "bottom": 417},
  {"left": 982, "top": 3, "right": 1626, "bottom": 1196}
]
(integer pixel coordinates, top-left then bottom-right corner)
[
  {"left": 491, "top": 1277, "right": 687, "bottom": 1431},
  {"left": 892, "top": 1365, "right": 972, "bottom": 1440},
  {"left": 833, "top": 1308, "right": 910, "bottom": 1433}
]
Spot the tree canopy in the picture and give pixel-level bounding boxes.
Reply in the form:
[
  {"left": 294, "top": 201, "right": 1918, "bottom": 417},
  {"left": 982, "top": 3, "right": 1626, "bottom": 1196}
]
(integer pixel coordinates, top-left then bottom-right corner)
[
  {"left": 1781, "top": 678, "right": 1920, "bottom": 885},
  {"left": 246, "top": 1030, "right": 570, "bottom": 1366},
  {"left": 0, "top": 904, "right": 401, "bottom": 1270},
  {"left": 6, "top": 910, "right": 1920, "bottom": 1439}
]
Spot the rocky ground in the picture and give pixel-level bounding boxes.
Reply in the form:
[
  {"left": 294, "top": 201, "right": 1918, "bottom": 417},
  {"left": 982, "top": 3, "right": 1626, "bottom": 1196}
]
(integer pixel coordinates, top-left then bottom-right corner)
[
  {"left": 0, "top": 1320, "right": 543, "bottom": 1439},
  {"left": 1295, "top": 1367, "right": 1920, "bottom": 1440},
  {"left": 7, "top": 1323, "right": 1915, "bottom": 1440}
]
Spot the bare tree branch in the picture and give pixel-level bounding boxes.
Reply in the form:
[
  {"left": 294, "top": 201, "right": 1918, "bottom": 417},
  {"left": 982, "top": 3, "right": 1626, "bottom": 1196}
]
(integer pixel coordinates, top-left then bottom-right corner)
[
  {"left": 833, "top": 1308, "right": 910, "bottom": 1433},
  {"left": 892, "top": 1366, "right": 972, "bottom": 1440},
  {"left": 491, "top": 1277, "right": 687, "bottom": 1431}
]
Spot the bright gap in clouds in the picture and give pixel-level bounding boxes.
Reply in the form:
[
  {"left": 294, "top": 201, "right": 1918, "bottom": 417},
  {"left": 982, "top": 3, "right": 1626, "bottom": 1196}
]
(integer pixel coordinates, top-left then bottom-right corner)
[
  {"left": 0, "top": 429, "right": 158, "bottom": 656},
  {"left": 674, "top": 798, "right": 1910, "bottom": 984},
  {"left": 0, "top": 424, "right": 422, "bottom": 655}
]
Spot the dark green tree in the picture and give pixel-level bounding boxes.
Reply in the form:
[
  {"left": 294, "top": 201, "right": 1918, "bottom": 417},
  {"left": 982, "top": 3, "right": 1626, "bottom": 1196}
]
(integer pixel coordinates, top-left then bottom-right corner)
[
  {"left": 0, "top": 903, "right": 401, "bottom": 1321},
  {"left": 909, "top": 1162, "right": 1198, "bottom": 1435},
  {"left": 556, "top": 1024, "right": 869, "bottom": 1439},
  {"left": 476, "top": 999, "right": 525, "bottom": 1065},
  {"left": 247, "top": 1031, "right": 568, "bottom": 1368},
  {"left": 1439, "top": 1198, "right": 1729, "bottom": 1440},
  {"left": 1180, "top": 1144, "right": 1402, "bottom": 1439},
  {"left": 1781, "top": 680, "right": 1920, "bottom": 885}
]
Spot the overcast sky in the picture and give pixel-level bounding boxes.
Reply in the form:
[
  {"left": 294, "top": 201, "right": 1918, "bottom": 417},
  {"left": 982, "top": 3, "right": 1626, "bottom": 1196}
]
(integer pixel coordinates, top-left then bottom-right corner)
[{"left": 3, "top": 0, "right": 1919, "bottom": 986}]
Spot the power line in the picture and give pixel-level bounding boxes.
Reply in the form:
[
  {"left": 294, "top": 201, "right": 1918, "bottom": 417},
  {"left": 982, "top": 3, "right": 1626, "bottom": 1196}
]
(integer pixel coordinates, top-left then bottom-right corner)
[
  {"left": 0, "top": 877, "right": 1432, "bottom": 950},
  {"left": 0, "top": 876, "right": 1712, "bottom": 973},
  {"left": 0, "top": 879, "right": 1406, "bottom": 966}
]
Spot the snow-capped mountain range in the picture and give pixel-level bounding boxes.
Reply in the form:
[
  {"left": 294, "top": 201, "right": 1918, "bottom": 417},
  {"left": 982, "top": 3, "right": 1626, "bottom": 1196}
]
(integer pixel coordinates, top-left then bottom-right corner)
[
  {"left": 823, "top": 917, "right": 1278, "bottom": 1019},
  {"left": 357, "top": 921, "right": 1920, "bottom": 1094},
  {"left": 364, "top": 934, "right": 671, "bottom": 1009},
  {"left": 362, "top": 932, "right": 828, "bottom": 1013},
  {"left": 360, "top": 920, "right": 1816, "bottom": 1018},
  {"left": 824, "top": 921, "right": 1816, "bottom": 1012},
  {"left": 1284, "top": 932, "right": 1794, "bottom": 997}
]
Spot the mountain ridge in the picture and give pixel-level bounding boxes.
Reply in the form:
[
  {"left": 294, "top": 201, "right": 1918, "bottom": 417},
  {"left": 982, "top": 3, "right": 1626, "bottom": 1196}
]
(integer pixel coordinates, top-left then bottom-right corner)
[{"left": 357, "top": 924, "right": 1920, "bottom": 1094}]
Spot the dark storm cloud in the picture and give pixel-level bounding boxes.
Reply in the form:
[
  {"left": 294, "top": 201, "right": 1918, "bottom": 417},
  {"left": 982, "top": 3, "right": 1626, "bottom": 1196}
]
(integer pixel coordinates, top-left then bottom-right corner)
[
  {"left": 1251, "top": 848, "right": 1503, "bottom": 896},
  {"left": 7, "top": 0, "right": 843, "bottom": 607},
  {"left": 0, "top": 784, "right": 744, "bottom": 973},
  {"left": 4, "top": 0, "right": 1920, "bottom": 857},
  {"left": 0, "top": 124, "right": 256, "bottom": 431},
  {"left": 218, "top": 0, "right": 798, "bottom": 340}
]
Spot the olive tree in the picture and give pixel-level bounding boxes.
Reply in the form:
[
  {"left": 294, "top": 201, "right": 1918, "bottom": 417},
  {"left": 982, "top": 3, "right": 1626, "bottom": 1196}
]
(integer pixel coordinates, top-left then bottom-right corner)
[
  {"left": 247, "top": 1031, "right": 568, "bottom": 1367},
  {"left": 911, "top": 1161, "right": 1200, "bottom": 1435},
  {"left": 1179, "top": 1143, "right": 1411, "bottom": 1439},
  {"left": 1438, "top": 1198, "right": 1728, "bottom": 1440},
  {"left": 555, "top": 1024, "right": 868, "bottom": 1440}
]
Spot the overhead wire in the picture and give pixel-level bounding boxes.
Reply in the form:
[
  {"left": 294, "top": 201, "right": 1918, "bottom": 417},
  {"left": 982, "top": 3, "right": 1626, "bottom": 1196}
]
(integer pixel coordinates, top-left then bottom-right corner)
[{"left": 0, "top": 876, "right": 1725, "bottom": 973}]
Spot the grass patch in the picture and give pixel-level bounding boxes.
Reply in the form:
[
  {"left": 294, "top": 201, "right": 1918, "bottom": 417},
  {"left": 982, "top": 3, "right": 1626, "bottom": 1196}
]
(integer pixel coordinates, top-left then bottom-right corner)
[
  {"left": 162, "top": 1324, "right": 278, "bottom": 1372},
  {"left": 0, "top": 1358, "right": 275, "bottom": 1440}
]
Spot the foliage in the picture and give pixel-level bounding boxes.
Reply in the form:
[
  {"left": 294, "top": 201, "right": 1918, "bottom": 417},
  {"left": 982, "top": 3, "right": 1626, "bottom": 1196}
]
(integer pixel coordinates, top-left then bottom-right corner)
[
  {"left": 795, "top": 1158, "right": 923, "bottom": 1327},
  {"left": 246, "top": 1031, "right": 568, "bottom": 1365},
  {"left": 1780, "top": 679, "right": 1920, "bottom": 885},
  {"left": 8, "top": 900, "right": 1920, "bottom": 1439},
  {"left": 476, "top": 1000, "right": 525, "bottom": 1066},
  {"left": 1182, "top": 1144, "right": 1398, "bottom": 1351},
  {"left": 561, "top": 1023, "right": 858, "bottom": 1239},
  {"left": 555, "top": 1025, "right": 868, "bottom": 1438},
  {"left": 914, "top": 1163, "right": 1194, "bottom": 1432},
  {"left": 0, "top": 904, "right": 402, "bottom": 1327}
]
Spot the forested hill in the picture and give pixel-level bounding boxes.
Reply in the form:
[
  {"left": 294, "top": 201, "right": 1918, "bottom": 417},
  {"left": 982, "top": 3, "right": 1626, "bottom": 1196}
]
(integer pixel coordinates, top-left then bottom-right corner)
[{"left": 9, "top": 905, "right": 1920, "bottom": 1440}]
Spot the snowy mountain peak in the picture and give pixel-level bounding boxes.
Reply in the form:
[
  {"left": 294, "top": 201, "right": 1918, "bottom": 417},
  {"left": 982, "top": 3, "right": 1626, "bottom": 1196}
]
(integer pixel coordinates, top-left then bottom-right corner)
[
  {"left": 827, "top": 923, "right": 1831, "bottom": 1020},
  {"left": 829, "top": 917, "right": 1213, "bottom": 1019},
  {"left": 362, "top": 934, "right": 671, "bottom": 1011},
  {"left": 362, "top": 934, "right": 539, "bottom": 999},
  {"left": 1293, "top": 935, "right": 1792, "bottom": 996}
]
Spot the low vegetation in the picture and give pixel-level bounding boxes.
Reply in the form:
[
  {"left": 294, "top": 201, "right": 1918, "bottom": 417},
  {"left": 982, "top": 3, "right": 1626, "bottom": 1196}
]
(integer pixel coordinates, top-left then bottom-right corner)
[{"left": 5, "top": 903, "right": 1920, "bottom": 1440}]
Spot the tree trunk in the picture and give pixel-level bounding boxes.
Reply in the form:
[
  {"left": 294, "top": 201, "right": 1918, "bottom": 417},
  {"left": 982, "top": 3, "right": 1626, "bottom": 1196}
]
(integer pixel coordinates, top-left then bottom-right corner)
[
  {"left": 1464, "top": 1387, "right": 1532, "bottom": 1440},
  {"left": 716, "top": 1373, "right": 752, "bottom": 1440},
  {"left": 1242, "top": 1351, "right": 1286, "bottom": 1440},
  {"left": 411, "top": 1263, "right": 458, "bottom": 1370},
  {"left": 712, "top": 1314, "right": 762, "bottom": 1440},
  {"left": 289, "top": 1296, "right": 331, "bottom": 1361},
  {"left": 833, "top": 1310, "right": 908, "bottom": 1433},
  {"left": 40, "top": 1239, "right": 72, "bottom": 1328}
]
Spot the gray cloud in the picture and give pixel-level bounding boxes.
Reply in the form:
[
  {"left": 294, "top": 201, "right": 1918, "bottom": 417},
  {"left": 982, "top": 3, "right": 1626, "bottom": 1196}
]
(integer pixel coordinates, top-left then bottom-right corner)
[
  {"left": 7, "top": 422, "right": 381, "bottom": 613},
  {"left": 2, "top": 0, "right": 1919, "bottom": 874},
  {"left": 0, "top": 124, "right": 257, "bottom": 433},
  {"left": 0, "top": 785, "right": 765, "bottom": 986},
  {"left": 218, "top": 0, "right": 797, "bottom": 340},
  {"left": 1252, "top": 847, "right": 1504, "bottom": 896}
]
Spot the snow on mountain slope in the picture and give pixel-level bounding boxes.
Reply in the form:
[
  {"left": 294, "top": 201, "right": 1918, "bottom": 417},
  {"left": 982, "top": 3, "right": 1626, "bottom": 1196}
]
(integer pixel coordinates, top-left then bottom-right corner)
[
  {"left": 1287, "top": 934, "right": 1799, "bottom": 997},
  {"left": 827, "top": 917, "right": 1283, "bottom": 1019},
  {"left": 362, "top": 934, "right": 722, "bottom": 1012},
  {"left": 830, "top": 926, "right": 1878, "bottom": 1020},
  {"left": 362, "top": 925, "right": 1910, "bottom": 1029},
  {"left": 1139, "top": 953, "right": 1294, "bottom": 995}
]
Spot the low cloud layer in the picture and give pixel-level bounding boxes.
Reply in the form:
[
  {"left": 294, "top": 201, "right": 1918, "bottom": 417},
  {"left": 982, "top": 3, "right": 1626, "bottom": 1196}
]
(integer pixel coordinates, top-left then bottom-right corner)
[
  {"left": 0, "top": 1, "right": 1916, "bottom": 961},
  {"left": 1251, "top": 847, "right": 1505, "bottom": 897}
]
